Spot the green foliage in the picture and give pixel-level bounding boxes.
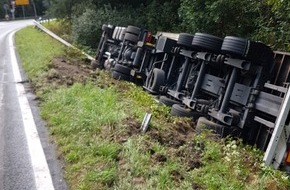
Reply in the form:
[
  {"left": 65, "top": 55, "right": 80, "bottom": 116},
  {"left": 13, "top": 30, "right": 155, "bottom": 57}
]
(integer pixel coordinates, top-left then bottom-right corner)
[
  {"left": 178, "top": 0, "right": 290, "bottom": 51},
  {"left": 0, "top": 0, "right": 45, "bottom": 19},
  {"left": 253, "top": 0, "right": 290, "bottom": 51},
  {"left": 45, "top": 0, "right": 290, "bottom": 52},
  {"left": 47, "top": 0, "right": 180, "bottom": 49},
  {"left": 46, "top": 0, "right": 84, "bottom": 19},
  {"left": 190, "top": 134, "right": 290, "bottom": 190},
  {"left": 71, "top": 4, "right": 144, "bottom": 49},
  {"left": 179, "top": 0, "right": 258, "bottom": 37},
  {"left": 144, "top": 0, "right": 181, "bottom": 33},
  {"left": 42, "top": 20, "right": 72, "bottom": 42}
]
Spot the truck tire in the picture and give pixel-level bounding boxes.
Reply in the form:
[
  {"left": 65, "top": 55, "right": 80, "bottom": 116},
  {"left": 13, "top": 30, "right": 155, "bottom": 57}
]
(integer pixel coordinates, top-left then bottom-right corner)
[
  {"left": 159, "top": 96, "right": 179, "bottom": 107},
  {"left": 113, "top": 63, "right": 131, "bottom": 75},
  {"left": 146, "top": 68, "right": 166, "bottom": 92},
  {"left": 124, "top": 33, "right": 138, "bottom": 43},
  {"left": 112, "top": 27, "right": 119, "bottom": 40},
  {"left": 126, "top": 25, "right": 141, "bottom": 35},
  {"left": 177, "top": 33, "right": 194, "bottom": 49},
  {"left": 91, "top": 60, "right": 99, "bottom": 69},
  {"left": 96, "top": 56, "right": 106, "bottom": 69},
  {"left": 192, "top": 33, "right": 223, "bottom": 53},
  {"left": 196, "top": 117, "right": 227, "bottom": 137},
  {"left": 170, "top": 104, "right": 200, "bottom": 118},
  {"left": 112, "top": 71, "right": 130, "bottom": 81},
  {"left": 102, "top": 24, "right": 113, "bottom": 34},
  {"left": 116, "top": 27, "right": 123, "bottom": 41},
  {"left": 221, "top": 36, "right": 274, "bottom": 66},
  {"left": 119, "top": 27, "right": 126, "bottom": 41},
  {"left": 221, "top": 36, "right": 249, "bottom": 59}
]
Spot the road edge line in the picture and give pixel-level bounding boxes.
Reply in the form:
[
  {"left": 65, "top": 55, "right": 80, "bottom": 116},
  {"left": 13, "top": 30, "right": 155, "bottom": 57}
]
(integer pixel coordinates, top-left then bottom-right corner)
[{"left": 9, "top": 29, "right": 55, "bottom": 190}]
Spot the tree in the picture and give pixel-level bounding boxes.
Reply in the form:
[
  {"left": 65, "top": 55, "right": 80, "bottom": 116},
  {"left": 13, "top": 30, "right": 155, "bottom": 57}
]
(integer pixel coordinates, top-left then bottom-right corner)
[
  {"left": 0, "top": 0, "right": 11, "bottom": 19},
  {"left": 0, "top": 0, "right": 45, "bottom": 19},
  {"left": 46, "top": 0, "right": 88, "bottom": 19},
  {"left": 253, "top": 0, "right": 290, "bottom": 51},
  {"left": 179, "top": 0, "right": 259, "bottom": 37},
  {"left": 144, "top": 0, "right": 181, "bottom": 33},
  {"left": 44, "top": 0, "right": 290, "bottom": 52}
]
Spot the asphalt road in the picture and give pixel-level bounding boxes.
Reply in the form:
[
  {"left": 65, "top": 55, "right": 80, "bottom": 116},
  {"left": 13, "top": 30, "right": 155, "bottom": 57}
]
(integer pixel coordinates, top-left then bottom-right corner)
[{"left": 0, "top": 20, "right": 67, "bottom": 190}]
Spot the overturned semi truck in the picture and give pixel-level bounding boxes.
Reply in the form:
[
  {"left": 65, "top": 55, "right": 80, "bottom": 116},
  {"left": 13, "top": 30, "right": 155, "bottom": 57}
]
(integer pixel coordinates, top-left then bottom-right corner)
[{"left": 93, "top": 24, "right": 290, "bottom": 171}]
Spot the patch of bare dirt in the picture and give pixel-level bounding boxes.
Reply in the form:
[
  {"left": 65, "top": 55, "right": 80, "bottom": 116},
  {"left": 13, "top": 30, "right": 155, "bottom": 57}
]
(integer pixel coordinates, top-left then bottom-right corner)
[
  {"left": 45, "top": 57, "right": 134, "bottom": 93},
  {"left": 192, "top": 182, "right": 203, "bottom": 190},
  {"left": 147, "top": 119, "right": 203, "bottom": 171},
  {"left": 46, "top": 57, "right": 97, "bottom": 86},
  {"left": 170, "top": 170, "right": 184, "bottom": 182},
  {"left": 149, "top": 130, "right": 187, "bottom": 148},
  {"left": 153, "top": 153, "right": 167, "bottom": 163},
  {"left": 149, "top": 120, "right": 195, "bottom": 148},
  {"left": 132, "top": 177, "right": 145, "bottom": 186},
  {"left": 114, "top": 117, "right": 141, "bottom": 143},
  {"left": 175, "top": 140, "right": 203, "bottom": 171}
]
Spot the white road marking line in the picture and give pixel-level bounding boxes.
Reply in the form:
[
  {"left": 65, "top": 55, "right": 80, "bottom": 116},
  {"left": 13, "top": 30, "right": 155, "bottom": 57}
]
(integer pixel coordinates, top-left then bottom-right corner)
[
  {"left": 9, "top": 30, "right": 55, "bottom": 190},
  {"left": 0, "top": 56, "right": 6, "bottom": 190},
  {"left": 0, "top": 58, "right": 5, "bottom": 108}
]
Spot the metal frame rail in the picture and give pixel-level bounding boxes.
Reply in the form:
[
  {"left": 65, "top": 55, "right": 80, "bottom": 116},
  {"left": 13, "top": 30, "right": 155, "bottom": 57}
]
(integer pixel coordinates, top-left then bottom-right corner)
[{"left": 264, "top": 87, "right": 290, "bottom": 168}]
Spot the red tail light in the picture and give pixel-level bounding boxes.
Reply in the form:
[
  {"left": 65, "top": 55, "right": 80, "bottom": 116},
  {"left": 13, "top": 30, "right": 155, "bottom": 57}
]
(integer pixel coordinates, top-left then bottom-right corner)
[{"left": 146, "top": 32, "right": 152, "bottom": 43}]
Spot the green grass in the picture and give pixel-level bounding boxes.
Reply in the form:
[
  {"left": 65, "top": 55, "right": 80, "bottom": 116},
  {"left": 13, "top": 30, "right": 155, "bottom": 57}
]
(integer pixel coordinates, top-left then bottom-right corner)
[
  {"left": 41, "top": 83, "right": 124, "bottom": 133},
  {"left": 41, "top": 83, "right": 125, "bottom": 189},
  {"left": 15, "top": 26, "right": 290, "bottom": 190},
  {"left": 15, "top": 27, "right": 65, "bottom": 80}
]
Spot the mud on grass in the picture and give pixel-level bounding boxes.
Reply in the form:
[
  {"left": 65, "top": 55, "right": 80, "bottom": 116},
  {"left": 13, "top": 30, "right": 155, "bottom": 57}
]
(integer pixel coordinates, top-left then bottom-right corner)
[
  {"left": 38, "top": 57, "right": 206, "bottom": 189},
  {"left": 39, "top": 57, "right": 290, "bottom": 190},
  {"left": 38, "top": 56, "right": 129, "bottom": 90},
  {"left": 44, "top": 57, "right": 96, "bottom": 86}
]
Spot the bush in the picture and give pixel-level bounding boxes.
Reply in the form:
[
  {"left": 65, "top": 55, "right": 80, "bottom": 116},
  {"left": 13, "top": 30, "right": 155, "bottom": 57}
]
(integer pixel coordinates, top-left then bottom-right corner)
[
  {"left": 71, "top": 4, "right": 145, "bottom": 49},
  {"left": 71, "top": 7, "right": 99, "bottom": 49},
  {"left": 252, "top": 1, "right": 290, "bottom": 51}
]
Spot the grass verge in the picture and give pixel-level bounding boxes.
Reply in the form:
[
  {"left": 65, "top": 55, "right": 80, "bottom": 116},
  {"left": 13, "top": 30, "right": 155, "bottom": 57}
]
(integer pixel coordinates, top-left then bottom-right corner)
[
  {"left": 15, "top": 26, "right": 290, "bottom": 190},
  {"left": 15, "top": 27, "right": 64, "bottom": 80}
]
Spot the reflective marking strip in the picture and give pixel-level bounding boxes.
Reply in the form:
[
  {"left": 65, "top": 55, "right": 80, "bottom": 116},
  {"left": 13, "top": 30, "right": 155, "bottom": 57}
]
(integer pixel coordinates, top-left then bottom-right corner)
[
  {"left": 285, "top": 150, "right": 290, "bottom": 164},
  {"left": 9, "top": 30, "right": 55, "bottom": 190},
  {"left": 0, "top": 59, "right": 5, "bottom": 107}
]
